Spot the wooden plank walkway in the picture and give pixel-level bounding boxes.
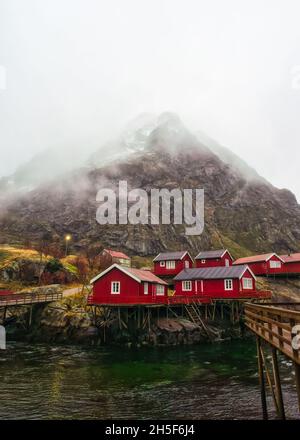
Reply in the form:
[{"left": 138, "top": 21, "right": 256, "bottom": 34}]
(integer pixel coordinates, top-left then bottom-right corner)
[{"left": 0, "top": 292, "right": 63, "bottom": 308}]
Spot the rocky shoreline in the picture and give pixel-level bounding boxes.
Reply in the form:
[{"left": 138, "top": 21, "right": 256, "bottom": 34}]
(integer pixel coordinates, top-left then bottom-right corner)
[{"left": 6, "top": 295, "right": 246, "bottom": 347}]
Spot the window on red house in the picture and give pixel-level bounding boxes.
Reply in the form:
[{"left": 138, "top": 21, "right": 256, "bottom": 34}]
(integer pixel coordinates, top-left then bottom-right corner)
[
  {"left": 111, "top": 281, "right": 120, "bottom": 294},
  {"left": 156, "top": 285, "right": 165, "bottom": 295},
  {"left": 269, "top": 260, "right": 281, "bottom": 269},
  {"left": 224, "top": 279, "right": 233, "bottom": 290},
  {"left": 242, "top": 278, "right": 253, "bottom": 289},
  {"left": 182, "top": 280, "right": 192, "bottom": 291}
]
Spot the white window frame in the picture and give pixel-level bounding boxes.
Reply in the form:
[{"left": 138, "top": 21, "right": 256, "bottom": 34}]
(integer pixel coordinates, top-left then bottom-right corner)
[
  {"left": 224, "top": 279, "right": 233, "bottom": 291},
  {"left": 166, "top": 260, "right": 176, "bottom": 269},
  {"left": 201, "top": 259, "right": 206, "bottom": 264},
  {"left": 269, "top": 260, "right": 281, "bottom": 269},
  {"left": 225, "top": 259, "right": 230, "bottom": 267},
  {"left": 156, "top": 284, "right": 165, "bottom": 295},
  {"left": 242, "top": 278, "right": 253, "bottom": 290},
  {"left": 144, "top": 282, "right": 149, "bottom": 295},
  {"left": 185, "top": 260, "right": 190, "bottom": 268},
  {"left": 182, "top": 280, "right": 192, "bottom": 291},
  {"left": 111, "top": 281, "right": 120, "bottom": 294},
  {"left": 160, "top": 261, "right": 165, "bottom": 267}
]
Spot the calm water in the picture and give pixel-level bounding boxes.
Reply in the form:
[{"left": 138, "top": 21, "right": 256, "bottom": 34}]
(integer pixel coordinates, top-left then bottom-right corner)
[{"left": 0, "top": 340, "right": 299, "bottom": 420}]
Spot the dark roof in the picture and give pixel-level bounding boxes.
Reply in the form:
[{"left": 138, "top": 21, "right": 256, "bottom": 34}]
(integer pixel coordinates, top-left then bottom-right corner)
[
  {"left": 195, "top": 249, "right": 229, "bottom": 260},
  {"left": 153, "top": 251, "right": 190, "bottom": 262},
  {"left": 174, "top": 265, "right": 252, "bottom": 281}
]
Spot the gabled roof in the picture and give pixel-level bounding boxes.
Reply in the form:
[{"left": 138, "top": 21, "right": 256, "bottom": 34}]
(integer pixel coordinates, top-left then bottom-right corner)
[
  {"left": 280, "top": 253, "right": 300, "bottom": 263},
  {"left": 90, "top": 264, "right": 167, "bottom": 285},
  {"left": 174, "top": 265, "right": 256, "bottom": 281},
  {"left": 103, "top": 249, "right": 130, "bottom": 260},
  {"left": 195, "top": 249, "right": 233, "bottom": 260},
  {"left": 233, "top": 253, "right": 284, "bottom": 265},
  {"left": 153, "top": 251, "right": 192, "bottom": 262}
]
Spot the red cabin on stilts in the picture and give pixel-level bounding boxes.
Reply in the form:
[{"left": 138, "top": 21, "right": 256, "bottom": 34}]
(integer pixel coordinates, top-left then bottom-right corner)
[
  {"left": 195, "top": 249, "right": 233, "bottom": 268},
  {"left": 280, "top": 253, "right": 300, "bottom": 275},
  {"left": 153, "top": 251, "right": 193, "bottom": 277},
  {"left": 173, "top": 265, "right": 262, "bottom": 299},
  {"left": 233, "top": 253, "right": 284, "bottom": 276},
  {"left": 89, "top": 264, "right": 168, "bottom": 305}
]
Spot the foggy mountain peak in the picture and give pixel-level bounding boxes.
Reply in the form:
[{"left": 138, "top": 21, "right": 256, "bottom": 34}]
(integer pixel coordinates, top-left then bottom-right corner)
[
  {"left": 89, "top": 112, "right": 208, "bottom": 168},
  {"left": 0, "top": 112, "right": 271, "bottom": 203}
]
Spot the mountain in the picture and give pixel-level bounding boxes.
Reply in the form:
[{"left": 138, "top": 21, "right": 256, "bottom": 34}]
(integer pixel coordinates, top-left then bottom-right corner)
[
  {"left": 0, "top": 112, "right": 300, "bottom": 258},
  {"left": 0, "top": 144, "right": 94, "bottom": 202},
  {"left": 196, "top": 131, "right": 267, "bottom": 183}
]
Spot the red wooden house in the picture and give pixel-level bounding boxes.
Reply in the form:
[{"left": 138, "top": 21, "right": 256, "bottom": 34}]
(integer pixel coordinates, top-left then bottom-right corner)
[
  {"left": 89, "top": 264, "right": 168, "bottom": 305},
  {"left": 280, "top": 253, "right": 300, "bottom": 275},
  {"left": 195, "top": 249, "right": 233, "bottom": 268},
  {"left": 233, "top": 253, "right": 284, "bottom": 276},
  {"left": 174, "top": 265, "right": 258, "bottom": 299},
  {"left": 101, "top": 249, "right": 131, "bottom": 267},
  {"left": 153, "top": 251, "right": 193, "bottom": 277}
]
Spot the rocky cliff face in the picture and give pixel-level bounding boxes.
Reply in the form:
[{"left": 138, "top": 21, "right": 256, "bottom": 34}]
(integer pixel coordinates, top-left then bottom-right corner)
[{"left": 0, "top": 113, "right": 300, "bottom": 258}]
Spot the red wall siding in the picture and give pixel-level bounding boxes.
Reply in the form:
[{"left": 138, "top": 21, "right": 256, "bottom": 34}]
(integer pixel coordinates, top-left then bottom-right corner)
[
  {"left": 174, "top": 269, "right": 256, "bottom": 299},
  {"left": 92, "top": 268, "right": 167, "bottom": 304},
  {"left": 195, "top": 251, "right": 233, "bottom": 268},
  {"left": 246, "top": 255, "right": 284, "bottom": 275},
  {"left": 282, "top": 261, "right": 300, "bottom": 274},
  {"left": 154, "top": 254, "right": 193, "bottom": 276}
]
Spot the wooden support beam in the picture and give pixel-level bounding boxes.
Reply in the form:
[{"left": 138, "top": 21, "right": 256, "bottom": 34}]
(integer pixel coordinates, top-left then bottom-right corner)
[
  {"left": 260, "top": 346, "right": 280, "bottom": 416},
  {"left": 257, "top": 336, "right": 268, "bottom": 420},
  {"left": 271, "top": 348, "right": 286, "bottom": 420},
  {"left": 294, "top": 361, "right": 300, "bottom": 414}
]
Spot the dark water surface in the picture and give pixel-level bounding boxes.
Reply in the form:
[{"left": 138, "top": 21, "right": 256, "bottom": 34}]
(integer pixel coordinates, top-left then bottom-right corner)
[{"left": 0, "top": 340, "right": 299, "bottom": 420}]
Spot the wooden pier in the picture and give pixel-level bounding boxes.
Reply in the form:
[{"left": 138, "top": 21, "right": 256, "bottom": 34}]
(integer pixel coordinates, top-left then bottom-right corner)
[
  {"left": 244, "top": 302, "right": 300, "bottom": 419},
  {"left": 0, "top": 291, "right": 63, "bottom": 308},
  {"left": 0, "top": 291, "right": 63, "bottom": 326}
]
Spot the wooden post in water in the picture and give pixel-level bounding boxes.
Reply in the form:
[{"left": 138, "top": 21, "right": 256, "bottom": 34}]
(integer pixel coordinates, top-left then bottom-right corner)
[
  {"left": 271, "top": 347, "right": 285, "bottom": 419},
  {"left": 257, "top": 336, "right": 268, "bottom": 420},
  {"left": 28, "top": 305, "right": 33, "bottom": 328},
  {"left": 294, "top": 362, "right": 300, "bottom": 413}
]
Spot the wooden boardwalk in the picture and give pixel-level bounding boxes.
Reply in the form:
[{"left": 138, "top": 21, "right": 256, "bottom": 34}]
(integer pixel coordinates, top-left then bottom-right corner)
[
  {"left": 244, "top": 302, "right": 300, "bottom": 419},
  {"left": 0, "top": 291, "right": 63, "bottom": 308}
]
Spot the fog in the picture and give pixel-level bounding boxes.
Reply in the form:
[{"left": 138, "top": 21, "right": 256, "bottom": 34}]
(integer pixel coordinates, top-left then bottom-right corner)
[{"left": 1, "top": 0, "right": 300, "bottom": 198}]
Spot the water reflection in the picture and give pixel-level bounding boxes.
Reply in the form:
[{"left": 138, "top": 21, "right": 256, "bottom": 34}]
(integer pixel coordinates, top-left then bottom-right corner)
[{"left": 0, "top": 340, "right": 299, "bottom": 420}]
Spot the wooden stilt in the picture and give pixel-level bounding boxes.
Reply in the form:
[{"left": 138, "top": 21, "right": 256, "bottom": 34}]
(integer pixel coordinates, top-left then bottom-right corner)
[
  {"left": 260, "top": 346, "right": 280, "bottom": 416},
  {"left": 271, "top": 348, "right": 285, "bottom": 419},
  {"left": 294, "top": 362, "right": 300, "bottom": 414},
  {"left": 257, "top": 336, "right": 268, "bottom": 420},
  {"left": 28, "top": 305, "right": 33, "bottom": 328}
]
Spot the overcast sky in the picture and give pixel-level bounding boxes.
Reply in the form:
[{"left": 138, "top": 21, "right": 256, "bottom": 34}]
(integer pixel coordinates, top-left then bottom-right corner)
[{"left": 1, "top": 1, "right": 300, "bottom": 199}]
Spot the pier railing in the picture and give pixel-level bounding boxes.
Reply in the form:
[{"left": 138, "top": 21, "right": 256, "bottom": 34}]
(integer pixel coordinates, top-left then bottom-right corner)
[
  {"left": 245, "top": 302, "right": 300, "bottom": 364},
  {"left": 87, "top": 290, "right": 272, "bottom": 306},
  {"left": 0, "top": 291, "right": 63, "bottom": 308},
  {"left": 244, "top": 302, "right": 300, "bottom": 419}
]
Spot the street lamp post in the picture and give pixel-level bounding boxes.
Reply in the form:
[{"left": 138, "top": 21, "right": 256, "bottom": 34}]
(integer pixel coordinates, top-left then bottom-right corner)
[{"left": 65, "top": 234, "right": 72, "bottom": 256}]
